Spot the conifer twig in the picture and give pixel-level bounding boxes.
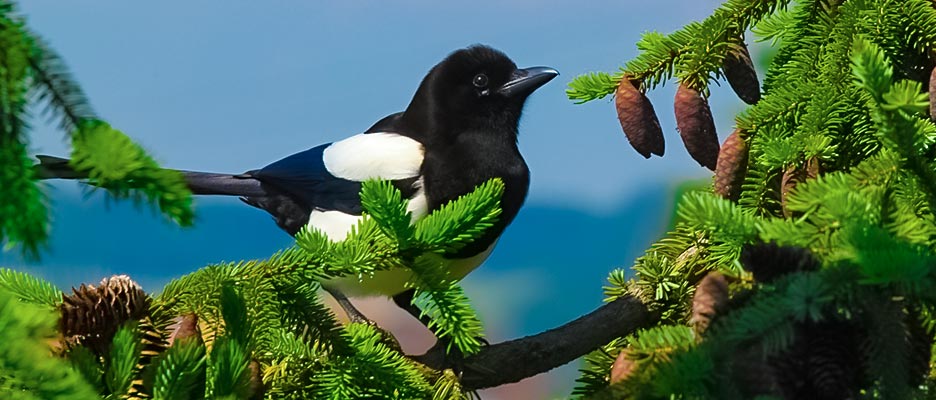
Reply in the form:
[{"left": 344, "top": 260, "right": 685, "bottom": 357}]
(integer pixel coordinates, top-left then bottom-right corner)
[{"left": 410, "top": 294, "right": 652, "bottom": 390}]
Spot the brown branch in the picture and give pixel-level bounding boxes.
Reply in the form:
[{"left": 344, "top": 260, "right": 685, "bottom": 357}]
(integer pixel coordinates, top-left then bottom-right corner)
[{"left": 410, "top": 294, "right": 652, "bottom": 390}]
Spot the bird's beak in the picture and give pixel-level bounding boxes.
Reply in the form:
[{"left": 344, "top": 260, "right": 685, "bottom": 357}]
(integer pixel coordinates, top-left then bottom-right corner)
[{"left": 496, "top": 66, "right": 559, "bottom": 97}]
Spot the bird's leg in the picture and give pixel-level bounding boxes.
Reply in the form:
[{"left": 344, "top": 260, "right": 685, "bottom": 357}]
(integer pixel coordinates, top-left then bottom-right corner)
[
  {"left": 324, "top": 287, "right": 370, "bottom": 324},
  {"left": 392, "top": 289, "right": 434, "bottom": 327}
]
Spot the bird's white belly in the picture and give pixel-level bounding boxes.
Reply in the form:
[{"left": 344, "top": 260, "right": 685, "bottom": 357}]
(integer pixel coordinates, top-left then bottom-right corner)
[
  {"left": 308, "top": 196, "right": 494, "bottom": 297},
  {"left": 322, "top": 245, "right": 495, "bottom": 297}
]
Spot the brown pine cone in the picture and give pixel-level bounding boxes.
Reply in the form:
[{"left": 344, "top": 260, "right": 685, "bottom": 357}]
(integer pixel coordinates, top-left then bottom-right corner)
[
  {"left": 724, "top": 42, "right": 761, "bottom": 104},
  {"left": 59, "top": 275, "right": 150, "bottom": 355},
  {"left": 615, "top": 75, "right": 665, "bottom": 158},
  {"left": 781, "top": 158, "right": 820, "bottom": 218},
  {"left": 610, "top": 349, "right": 637, "bottom": 384},
  {"left": 675, "top": 83, "right": 720, "bottom": 170},
  {"left": 689, "top": 272, "right": 729, "bottom": 334},
  {"left": 930, "top": 65, "right": 936, "bottom": 122},
  {"left": 248, "top": 359, "right": 266, "bottom": 400},
  {"left": 168, "top": 313, "right": 202, "bottom": 346},
  {"left": 714, "top": 129, "right": 749, "bottom": 201}
]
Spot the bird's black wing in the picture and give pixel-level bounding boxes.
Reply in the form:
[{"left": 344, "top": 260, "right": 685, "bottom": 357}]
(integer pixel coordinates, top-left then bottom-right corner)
[
  {"left": 244, "top": 137, "right": 423, "bottom": 236},
  {"left": 250, "top": 144, "right": 363, "bottom": 215},
  {"left": 240, "top": 143, "right": 360, "bottom": 235}
]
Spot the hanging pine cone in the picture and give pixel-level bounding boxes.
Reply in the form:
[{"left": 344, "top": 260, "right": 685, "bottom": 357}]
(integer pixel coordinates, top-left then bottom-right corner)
[
  {"left": 781, "top": 158, "right": 820, "bottom": 218},
  {"left": 714, "top": 129, "right": 749, "bottom": 201},
  {"left": 615, "top": 74, "right": 665, "bottom": 158},
  {"left": 248, "top": 359, "right": 266, "bottom": 400},
  {"left": 930, "top": 65, "right": 936, "bottom": 122},
  {"left": 59, "top": 275, "right": 150, "bottom": 355},
  {"left": 168, "top": 313, "right": 202, "bottom": 346},
  {"left": 675, "top": 83, "right": 720, "bottom": 170},
  {"left": 723, "top": 42, "right": 761, "bottom": 104},
  {"left": 610, "top": 349, "right": 637, "bottom": 384},
  {"left": 689, "top": 272, "right": 729, "bottom": 334}
]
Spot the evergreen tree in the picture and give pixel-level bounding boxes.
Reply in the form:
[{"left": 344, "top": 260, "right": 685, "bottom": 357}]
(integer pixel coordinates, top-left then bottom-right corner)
[{"left": 568, "top": 0, "right": 936, "bottom": 398}]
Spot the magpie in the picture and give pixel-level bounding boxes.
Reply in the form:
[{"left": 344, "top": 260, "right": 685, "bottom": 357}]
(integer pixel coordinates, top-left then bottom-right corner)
[{"left": 38, "top": 45, "right": 557, "bottom": 320}]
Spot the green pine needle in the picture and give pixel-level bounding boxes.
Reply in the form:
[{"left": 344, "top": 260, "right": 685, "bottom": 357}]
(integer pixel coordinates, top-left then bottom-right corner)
[
  {"left": 219, "top": 283, "right": 251, "bottom": 348},
  {"left": 360, "top": 179, "right": 414, "bottom": 246},
  {"left": 151, "top": 338, "right": 207, "bottom": 400},
  {"left": 105, "top": 323, "right": 143, "bottom": 397},
  {"left": 0, "top": 288, "right": 98, "bottom": 399},
  {"left": 410, "top": 254, "right": 485, "bottom": 355},
  {"left": 0, "top": 267, "right": 61, "bottom": 308},
  {"left": 209, "top": 336, "right": 251, "bottom": 399},
  {"left": 413, "top": 178, "right": 503, "bottom": 255},
  {"left": 69, "top": 120, "right": 194, "bottom": 227}
]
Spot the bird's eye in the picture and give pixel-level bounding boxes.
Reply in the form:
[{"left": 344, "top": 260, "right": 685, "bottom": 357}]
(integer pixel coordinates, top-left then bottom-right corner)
[{"left": 472, "top": 73, "right": 489, "bottom": 88}]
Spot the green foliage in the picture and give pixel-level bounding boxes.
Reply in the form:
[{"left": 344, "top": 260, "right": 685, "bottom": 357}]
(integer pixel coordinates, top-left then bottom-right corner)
[
  {"left": 144, "top": 178, "right": 501, "bottom": 397},
  {"left": 0, "top": 268, "right": 62, "bottom": 308},
  {"left": 570, "top": 0, "right": 936, "bottom": 398},
  {"left": 0, "top": 0, "right": 193, "bottom": 256},
  {"left": 0, "top": 287, "right": 98, "bottom": 399},
  {"left": 105, "top": 324, "right": 142, "bottom": 397},
  {"left": 312, "top": 323, "right": 432, "bottom": 399},
  {"left": 409, "top": 254, "right": 485, "bottom": 355},
  {"left": 150, "top": 339, "right": 207, "bottom": 400},
  {"left": 208, "top": 337, "right": 251, "bottom": 399},
  {"left": 0, "top": 172, "right": 502, "bottom": 398},
  {"left": 412, "top": 178, "right": 503, "bottom": 255},
  {"left": 69, "top": 120, "right": 194, "bottom": 227},
  {"left": 567, "top": 0, "right": 790, "bottom": 101}
]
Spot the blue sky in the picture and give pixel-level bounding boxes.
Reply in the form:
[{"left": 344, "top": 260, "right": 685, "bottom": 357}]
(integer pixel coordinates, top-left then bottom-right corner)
[
  {"left": 21, "top": 0, "right": 740, "bottom": 212},
  {"left": 13, "top": 1, "right": 752, "bottom": 396}
]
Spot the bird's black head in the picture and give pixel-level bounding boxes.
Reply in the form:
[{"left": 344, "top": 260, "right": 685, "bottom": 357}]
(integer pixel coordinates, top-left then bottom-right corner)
[{"left": 402, "top": 45, "right": 558, "bottom": 142}]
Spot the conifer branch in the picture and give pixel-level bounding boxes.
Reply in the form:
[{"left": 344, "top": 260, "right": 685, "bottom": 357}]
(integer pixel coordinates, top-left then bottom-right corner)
[
  {"left": 411, "top": 294, "right": 652, "bottom": 390},
  {"left": 25, "top": 32, "right": 96, "bottom": 132}
]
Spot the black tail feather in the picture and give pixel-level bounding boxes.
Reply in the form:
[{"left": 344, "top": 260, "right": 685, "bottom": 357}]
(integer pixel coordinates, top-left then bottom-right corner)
[
  {"left": 36, "top": 155, "right": 311, "bottom": 234},
  {"left": 179, "top": 171, "right": 266, "bottom": 196},
  {"left": 35, "top": 154, "right": 267, "bottom": 197}
]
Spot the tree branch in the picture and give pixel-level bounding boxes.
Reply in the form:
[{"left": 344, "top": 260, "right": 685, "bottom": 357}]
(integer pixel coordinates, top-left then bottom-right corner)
[{"left": 410, "top": 294, "right": 652, "bottom": 390}]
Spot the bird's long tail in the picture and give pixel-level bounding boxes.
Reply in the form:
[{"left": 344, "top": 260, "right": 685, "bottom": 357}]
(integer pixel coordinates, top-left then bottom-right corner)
[{"left": 34, "top": 155, "right": 268, "bottom": 197}]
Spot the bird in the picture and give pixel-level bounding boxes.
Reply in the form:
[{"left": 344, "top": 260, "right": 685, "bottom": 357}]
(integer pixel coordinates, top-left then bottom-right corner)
[{"left": 37, "top": 44, "right": 557, "bottom": 322}]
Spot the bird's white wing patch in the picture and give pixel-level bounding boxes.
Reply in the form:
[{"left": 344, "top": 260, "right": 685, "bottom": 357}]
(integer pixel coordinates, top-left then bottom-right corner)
[
  {"left": 405, "top": 177, "right": 429, "bottom": 222},
  {"left": 322, "top": 133, "right": 424, "bottom": 181}
]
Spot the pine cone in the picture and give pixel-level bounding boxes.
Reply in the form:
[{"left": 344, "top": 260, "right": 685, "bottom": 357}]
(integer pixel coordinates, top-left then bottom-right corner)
[
  {"left": 675, "top": 83, "right": 720, "bottom": 170},
  {"left": 59, "top": 275, "right": 150, "bottom": 355},
  {"left": 248, "top": 359, "right": 266, "bottom": 400},
  {"left": 930, "top": 65, "right": 936, "bottom": 122},
  {"left": 724, "top": 42, "right": 761, "bottom": 104},
  {"left": 781, "top": 158, "right": 820, "bottom": 217},
  {"left": 689, "top": 272, "right": 729, "bottom": 334},
  {"left": 714, "top": 129, "right": 749, "bottom": 201},
  {"left": 615, "top": 75, "right": 665, "bottom": 158},
  {"left": 168, "top": 313, "right": 202, "bottom": 346},
  {"left": 610, "top": 349, "right": 637, "bottom": 384}
]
